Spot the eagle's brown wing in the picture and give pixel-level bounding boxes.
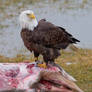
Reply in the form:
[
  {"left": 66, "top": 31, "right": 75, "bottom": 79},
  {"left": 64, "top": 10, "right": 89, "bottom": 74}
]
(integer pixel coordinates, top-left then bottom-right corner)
[{"left": 32, "top": 19, "right": 80, "bottom": 49}]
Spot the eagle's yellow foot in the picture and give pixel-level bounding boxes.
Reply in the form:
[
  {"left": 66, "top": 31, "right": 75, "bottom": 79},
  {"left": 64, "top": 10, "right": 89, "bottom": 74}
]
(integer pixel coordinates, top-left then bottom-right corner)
[{"left": 37, "top": 62, "right": 47, "bottom": 69}]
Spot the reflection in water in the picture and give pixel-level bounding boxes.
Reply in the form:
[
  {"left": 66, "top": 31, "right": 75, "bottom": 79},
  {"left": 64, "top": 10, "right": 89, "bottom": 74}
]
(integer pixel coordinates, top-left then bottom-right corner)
[{"left": 0, "top": 0, "right": 92, "bottom": 57}]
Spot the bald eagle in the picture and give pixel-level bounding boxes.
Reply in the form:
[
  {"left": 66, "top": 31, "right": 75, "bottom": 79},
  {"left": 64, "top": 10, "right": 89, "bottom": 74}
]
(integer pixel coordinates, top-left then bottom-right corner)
[{"left": 19, "top": 10, "right": 80, "bottom": 67}]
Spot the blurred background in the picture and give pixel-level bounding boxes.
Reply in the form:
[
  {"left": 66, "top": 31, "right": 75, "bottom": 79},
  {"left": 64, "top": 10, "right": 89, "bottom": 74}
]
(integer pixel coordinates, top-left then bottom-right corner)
[
  {"left": 0, "top": 0, "right": 92, "bottom": 92},
  {"left": 0, "top": 0, "right": 92, "bottom": 57}
]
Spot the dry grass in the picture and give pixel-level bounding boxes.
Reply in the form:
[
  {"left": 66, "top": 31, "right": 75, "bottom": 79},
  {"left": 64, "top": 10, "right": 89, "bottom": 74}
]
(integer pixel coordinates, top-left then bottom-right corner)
[
  {"left": 56, "top": 49, "right": 92, "bottom": 92},
  {"left": 0, "top": 48, "right": 92, "bottom": 92}
]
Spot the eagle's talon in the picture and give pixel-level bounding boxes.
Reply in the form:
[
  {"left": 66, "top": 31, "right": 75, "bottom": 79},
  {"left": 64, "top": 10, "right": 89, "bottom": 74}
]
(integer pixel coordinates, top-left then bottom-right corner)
[{"left": 37, "top": 63, "right": 47, "bottom": 69}]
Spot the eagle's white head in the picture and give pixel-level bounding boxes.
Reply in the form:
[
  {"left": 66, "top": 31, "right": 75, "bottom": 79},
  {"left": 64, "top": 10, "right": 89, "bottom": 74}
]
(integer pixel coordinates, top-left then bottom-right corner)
[{"left": 19, "top": 10, "right": 38, "bottom": 31}]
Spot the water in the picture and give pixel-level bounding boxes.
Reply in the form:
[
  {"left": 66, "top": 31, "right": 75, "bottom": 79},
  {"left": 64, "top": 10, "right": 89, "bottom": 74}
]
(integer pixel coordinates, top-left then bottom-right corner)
[{"left": 0, "top": 0, "right": 92, "bottom": 57}]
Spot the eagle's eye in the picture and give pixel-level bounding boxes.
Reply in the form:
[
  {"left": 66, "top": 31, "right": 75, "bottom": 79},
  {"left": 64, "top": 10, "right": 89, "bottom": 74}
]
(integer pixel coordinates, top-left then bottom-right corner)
[
  {"left": 27, "top": 13, "right": 30, "bottom": 16},
  {"left": 27, "top": 13, "right": 35, "bottom": 19}
]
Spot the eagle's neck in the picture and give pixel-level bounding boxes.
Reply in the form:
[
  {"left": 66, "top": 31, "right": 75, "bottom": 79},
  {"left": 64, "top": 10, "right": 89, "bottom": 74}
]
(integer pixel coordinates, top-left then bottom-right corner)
[{"left": 21, "top": 19, "right": 38, "bottom": 31}]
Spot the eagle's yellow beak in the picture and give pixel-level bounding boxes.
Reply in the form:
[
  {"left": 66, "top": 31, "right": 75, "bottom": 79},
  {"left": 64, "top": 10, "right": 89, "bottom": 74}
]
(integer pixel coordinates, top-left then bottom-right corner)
[{"left": 27, "top": 13, "right": 35, "bottom": 19}]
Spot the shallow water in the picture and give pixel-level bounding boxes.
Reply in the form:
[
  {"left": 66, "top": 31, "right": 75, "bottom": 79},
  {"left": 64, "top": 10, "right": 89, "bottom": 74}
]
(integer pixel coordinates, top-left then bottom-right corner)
[{"left": 0, "top": 0, "right": 92, "bottom": 57}]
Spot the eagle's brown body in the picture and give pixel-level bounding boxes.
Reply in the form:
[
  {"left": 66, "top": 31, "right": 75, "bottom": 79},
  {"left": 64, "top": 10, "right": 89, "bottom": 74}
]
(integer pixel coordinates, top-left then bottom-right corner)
[{"left": 21, "top": 19, "right": 80, "bottom": 64}]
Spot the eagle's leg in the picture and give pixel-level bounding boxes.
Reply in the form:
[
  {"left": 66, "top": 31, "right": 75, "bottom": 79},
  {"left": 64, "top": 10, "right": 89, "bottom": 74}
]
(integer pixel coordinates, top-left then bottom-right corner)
[
  {"left": 34, "top": 52, "right": 47, "bottom": 68},
  {"left": 37, "top": 56, "right": 47, "bottom": 69},
  {"left": 34, "top": 52, "right": 39, "bottom": 62}
]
